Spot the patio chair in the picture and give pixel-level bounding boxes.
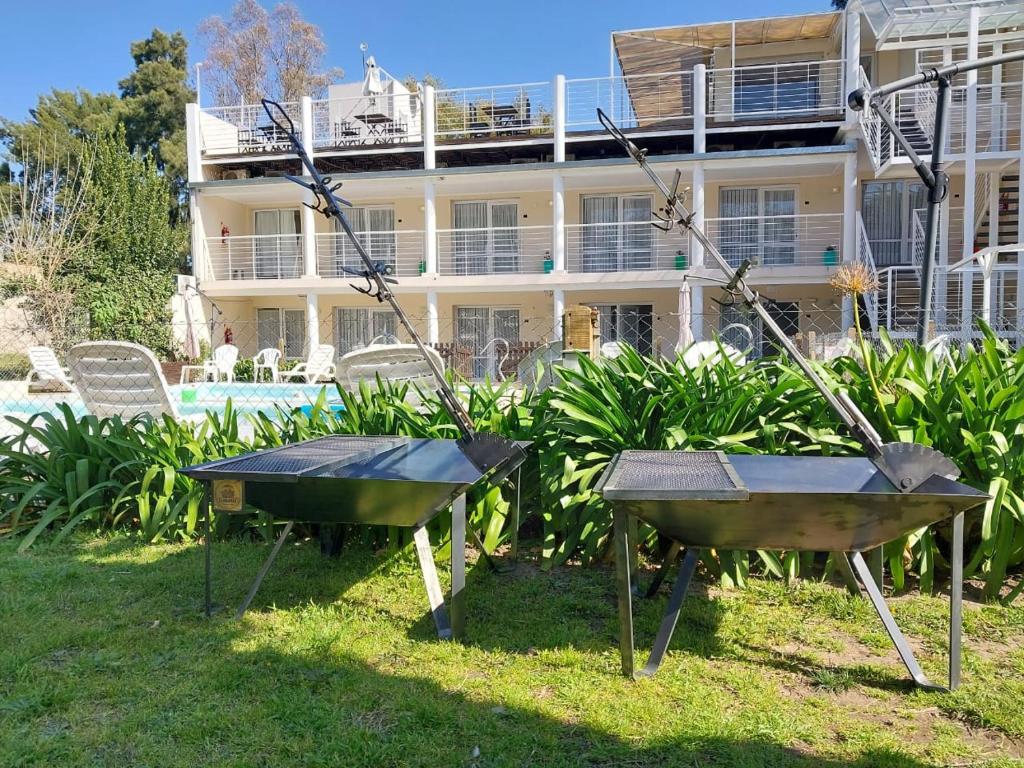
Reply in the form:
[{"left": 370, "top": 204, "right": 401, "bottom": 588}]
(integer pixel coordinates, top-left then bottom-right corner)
[
  {"left": 281, "top": 344, "right": 337, "bottom": 384},
  {"left": 25, "top": 346, "right": 74, "bottom": 391},
  {"left": 66, "top": 341, "right": 179, "bottom": 421},
  {"left": 203, "top": 344, "right": 239, "bottom": 383},
  {"left": 336, "top": 344, "right": 444, "bottom": 391},
  {"left": 253, "top": 348, "right": 282, "bottom": 383}
]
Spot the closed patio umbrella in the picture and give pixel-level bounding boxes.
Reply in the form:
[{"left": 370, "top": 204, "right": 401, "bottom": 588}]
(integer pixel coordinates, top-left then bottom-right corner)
[
  {"left": 675, "top": 281, "right": 694, "bottom": 353},
  {"left": 362, "top": 56, "right": 384, "bottom": 97}
]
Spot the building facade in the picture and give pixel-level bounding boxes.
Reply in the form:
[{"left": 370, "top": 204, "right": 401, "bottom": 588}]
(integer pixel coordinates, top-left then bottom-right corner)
[{"left": 184, "top": 0, "right": 1024, "bottom": 377}]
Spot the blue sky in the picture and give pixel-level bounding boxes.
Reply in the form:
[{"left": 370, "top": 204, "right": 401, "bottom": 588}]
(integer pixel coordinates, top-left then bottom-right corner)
[{"left": 1, "top": 0, "right": 829, "bottom": 122}]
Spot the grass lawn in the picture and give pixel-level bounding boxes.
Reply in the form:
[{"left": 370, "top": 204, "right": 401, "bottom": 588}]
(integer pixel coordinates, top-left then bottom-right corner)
[{"left": 1, "top": 536, "right": 1023, "bottom": 767}]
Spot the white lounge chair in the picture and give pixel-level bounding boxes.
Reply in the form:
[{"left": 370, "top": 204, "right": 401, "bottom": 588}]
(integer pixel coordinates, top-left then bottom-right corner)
[
  {"left": 679, "top": 324, "right": 752, "bottom": 369},
  {"left": 281, "top": 344, "right": 337, "bottom": 384},
  {"left": 66, "top": 341, "right": 179, "bottom": 420},
  {"left": 203, "top": 344, "right": 239, "bottom": 383},
  {"left": 336, "top": 344, "right": 444, "bottom": 390},
  {"left": 26, "top": 346, "right": 74, "bottom": 391},
  {"left": 253, "top": 347, "right": 282, "bottom": 383}
]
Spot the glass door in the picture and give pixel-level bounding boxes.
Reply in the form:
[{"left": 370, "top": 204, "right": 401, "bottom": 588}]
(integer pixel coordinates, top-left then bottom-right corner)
[
  {"left": 452, "top": 201, "right": 518, "bottom": 275},
  {"left": 334, "top": 207, "right": 396, "bottom": 276},
  {"left": 257, "top": 308, "right": 306, "bottom": 358},
  {"left": 719, "top": 188, "right": 759, "bottom": 267},
  {"left": 254, "top": 209, "right": 301, "bottom": 279},
  {"left": 762, "top": 189, "right": 796, "bottom": 265},
  {"left": 596, "top": 304, "right": 653, "bottom": 356},
  {"left": 719, "top": 188, "right": 795, "bottom": 266},
  {"left": 581, "top": 194, "right": 653, "bottom": 272},
  {"left": 454, "top": 307, "right": 520, "bottom": 379},
  {"left": 861, "top": 181, "right": 926, "bottom": 267}
]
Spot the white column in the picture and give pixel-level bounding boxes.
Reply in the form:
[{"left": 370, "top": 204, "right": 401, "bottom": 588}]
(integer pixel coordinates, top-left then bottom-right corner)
[
  {"left": 189, "top": 190, "right": 205, "bottom": 281},
  {"left": 691, "top": 164, "right": 705, "bottom": 269},
  {"left": 691, "top": 63, "right": 706, "bottom": 270},
  {"left": 426, "top": 290, "right": 439, "bottom": 345},
  {"left": 300, "top": 96, "right": 317, "bottom": 277},
  {"left": 844, "top": 2, "right": 862, "bottom": 127},
  {"left": 424, "top": 181, "right": 438, "bottom": 274},
  {"left": 690, "top": 283, "right": 704, "bottom": 341},
  {"left": 305, "top": 293, "right": 320, "bottom": 353},
  {"left": 553, "top": 288, "right": 565, "bottom": 340},
  {"left": 552, "top": 172, "right": 565, "bottom": 272},
  {"left": 423, "top": 84, "right": 436, "bottom": 170},
  {"left": 553, "top": 74, "right": 566, "bottom": 164},
  {"left": 961, "top": 7, "right": 980, "bottom": 339},
  {"left": 185, "top": 103, "right": 202, "bottom": 183},
  {"left": 841, "top": 151, "right": 857, "bottom": 331}
]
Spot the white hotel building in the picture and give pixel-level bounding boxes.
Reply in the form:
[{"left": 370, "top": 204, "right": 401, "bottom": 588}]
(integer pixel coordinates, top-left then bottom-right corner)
[{"left": 184, "top": 0, "right": 1024, "bottom": 376}]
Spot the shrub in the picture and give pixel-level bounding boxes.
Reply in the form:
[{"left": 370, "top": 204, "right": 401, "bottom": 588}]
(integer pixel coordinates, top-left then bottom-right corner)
[{"left": 0, "top": 353, "right": 31, "bottom": 379}]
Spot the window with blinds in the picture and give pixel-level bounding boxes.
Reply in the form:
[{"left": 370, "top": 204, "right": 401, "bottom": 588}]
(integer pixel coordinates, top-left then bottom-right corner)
[
  {"left": 718, "top": 187, "right": 796, "bottom": 266},
  {"left": 452, "top": 201, "right": 519, "bottom": 275},
  {"left": 333, "top": 207, "right": 396, "bottom": 275}
]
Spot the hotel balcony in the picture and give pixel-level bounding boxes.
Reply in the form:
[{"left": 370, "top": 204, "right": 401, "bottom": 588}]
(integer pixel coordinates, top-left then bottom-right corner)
[{"left": 200, "top": 213, "right": 844, "bottom": 286}]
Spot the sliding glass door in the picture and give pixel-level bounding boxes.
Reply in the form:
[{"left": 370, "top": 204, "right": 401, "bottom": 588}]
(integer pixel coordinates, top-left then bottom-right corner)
[
  {"left": 334, "top": 207, "right": 396, "bottom": 276},
  {"left": 452, "top": 201, "right": 519, "bottom": 274},
  {"left": 254, "top": 209, "right": 301, "bottom": 279},
  {"left": 861, "top": 181, "right": 927, "bottom": 267},
  {"left": 718, "top": 187, "right": 796, "bottom": 266},
  {"left": 454, "top": 306, "right": 521, "bottom": 379},
  {"left": 580, "top": 194, "right": 653, "bottom": 272}
]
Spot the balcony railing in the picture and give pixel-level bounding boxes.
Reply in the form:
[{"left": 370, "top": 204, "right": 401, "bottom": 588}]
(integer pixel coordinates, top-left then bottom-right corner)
[
  {"left": 311, "top": 92, "right": 423, "bottom": 150},
  {"left": 199, "top": 102, "right": 303, "bottom": 155},
  {"left": 433, "top": 83, "right": 553, "bottom": 140},
  {"left": 565, "top": 71, "right": 693, "bottom": 131},
  {"left": 706, "top": 60, "right": 845, "bottom": 121},
  {"left": 704, "top": 213, "right": 844, "bottom": 267},
  {"left": 316, "top": 230, "right": 426, "bottom": 278},
  {"left": 436, "top": 226, "right": 553, "bottom": 275},
  {"left": 205, "top": 235, "right": 304, "bottom": 281},
  {"left": 564, "top": 223, "right": 688, "bottom": 273}
]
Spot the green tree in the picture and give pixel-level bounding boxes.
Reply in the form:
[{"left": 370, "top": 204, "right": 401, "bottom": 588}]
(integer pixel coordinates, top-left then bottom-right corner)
[
  {"left": 72, "top": 127, "right": 186, "bottom": 355},
  {"left": 118, "top": 29, "right": 194, "bottom": 196}
]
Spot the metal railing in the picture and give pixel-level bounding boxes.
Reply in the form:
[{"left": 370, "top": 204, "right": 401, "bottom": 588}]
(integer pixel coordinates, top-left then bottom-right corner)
[
  {"left": 706, "top": 59, "right": 845, "bottom": 120},
  {"left": 310, "top": 92, "right": 423, "bottom": 150},
  {"left": 856, "top": 212, "right": 881, "bottom": 332},
  {"left": 436, "top": 226, "right": 553, "bottom": 275},
  {"left": 704, "top": 213, "right": 844, "bottom": 267},
  {"left": 433, "top": 82, "right": 553, "bottom": 140},
  {"left": 316, "top": 230, "right": 426, "bottom": 279},
  {"left": 199, "top": 102, "right": 303, "bottom": 155},
  {"left": 565, "top": 71, "right": 692, "bottom": 131},
  {"left": 564, "top": 223, "right": 688, "bottom": 272},
  {"left": 858, "top": 68, "right": 885, "bottom": 173},
  {"left": 205, "top": 235, "right": 304, "bottom": 281}
]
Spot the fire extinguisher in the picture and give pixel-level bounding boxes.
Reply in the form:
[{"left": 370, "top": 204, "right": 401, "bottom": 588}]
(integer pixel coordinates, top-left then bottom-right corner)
[{"left": 224, "top": 327, "right": 233, "bottom": 345}]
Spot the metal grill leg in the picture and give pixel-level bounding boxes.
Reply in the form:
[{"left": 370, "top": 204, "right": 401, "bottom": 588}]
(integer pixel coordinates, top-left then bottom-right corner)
[
  {"left": 235, "top": 520, "right": 294, "bottom": 620},
  {"left": 413, "top": 523, "right": 452, "bottom": 640},
  {"left": 849, "top": 551, "right": 943, "bottom": 691},
  {"left": 509, "top": 466, "right": 521, "bottom": 563},
  {"left": 450, "top": 494, "right": 467, "bottom": 640},
  {"left": 204, "top": 482, "right": 212, "bottom": 617},
  {"left": 637, "top": 548, "right": 698, "bottom": 678},
  {"left": 645, "top": 540, "right": 682, "bottom": 598},
  {"left": 613, "top": 510, "right": 636, "bottom": 677},
  {"left": 950, "top": 511, "right": 964, "bottom": 691}
]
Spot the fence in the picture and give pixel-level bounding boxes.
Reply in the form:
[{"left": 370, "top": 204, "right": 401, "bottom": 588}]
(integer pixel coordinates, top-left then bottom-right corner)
[{"left": 2, "top": 301, "right": 1021, "bottom": 445}]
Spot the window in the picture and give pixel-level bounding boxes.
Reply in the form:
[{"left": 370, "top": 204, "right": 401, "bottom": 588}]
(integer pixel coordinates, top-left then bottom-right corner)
[
  {"left": 334, "top": 308, "right": 397, "bottom": 355},
  {"left": 735, "top": 61, "right": 820, "bottom": 117},
  {"left": 452, "top": 201, "right": 519, "bottom": 274},
  {"left": 253, "top": 209, "right": 301, "bottom": 279},
  {"left": 580, "top": 194, "right": 653, "bottom": 272},
  {"left": 718, "top": 187, "right": 796, "bottom": 266},
  {"left": 719, "top": 302, "right": 798, "bottom": 358},
  {"left": 454, "top": 306, "right": 520, "bottom": 379},
  {"left": 595, "top": 304, "right": 653, "bottom": 356},
  {"left": 333, "top": 206, "right": 396, "bottom": 276},
  {"left": 256, "top": 308, "right": 306, "bottom": 359},
  {"left": 861, "top": 181, "right": 927, "bottom": 267}
]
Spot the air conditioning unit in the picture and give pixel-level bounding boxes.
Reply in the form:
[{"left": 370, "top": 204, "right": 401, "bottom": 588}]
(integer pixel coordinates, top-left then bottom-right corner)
[
  {"left": 773, "top": 140, "right": 806, "bottom": 149},
  {"left": 222, "top": 169, "right": 249, "bottom": 180}
]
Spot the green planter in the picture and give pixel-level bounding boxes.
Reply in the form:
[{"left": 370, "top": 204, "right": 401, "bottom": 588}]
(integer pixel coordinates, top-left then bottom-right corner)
[
  {"left": 543, "top": 258, "right": 554, "bottom": 274},
  {"left": 822, "top": 247, "right": 838, "bottom": 266},
  {"left": 674, "top": 253, "right": 688, "bottom": 270},
  {"left": 418, "top": 260, "right": 427, "bottom": 275}
]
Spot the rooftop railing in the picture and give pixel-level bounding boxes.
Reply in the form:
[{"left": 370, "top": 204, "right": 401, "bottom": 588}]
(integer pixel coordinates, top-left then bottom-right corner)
[
  {"left": 199, "top": 102, "right": 303, "bottom": 155},
  {"left": 311, "top": 92, "right": 423, "bottom": 150},
  {"left": 706, "top": 60, "right": 846, "bottom": 121},
  {"left": 565, "top": 71, "right": 693, "bottom": 132},
  {"left": 433, "top": 82, "right": 553, "bottom": 141}
]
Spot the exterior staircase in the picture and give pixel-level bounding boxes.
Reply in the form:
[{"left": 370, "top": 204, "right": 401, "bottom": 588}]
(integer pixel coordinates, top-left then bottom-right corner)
[{"left": 975, "top": 174, "right": 1020, "bottom": 250}]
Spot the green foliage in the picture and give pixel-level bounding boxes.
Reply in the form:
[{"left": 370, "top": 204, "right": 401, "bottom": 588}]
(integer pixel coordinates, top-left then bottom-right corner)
[
  {"left": 0, "top": 353, "right": 30, "bottom": 379},
  {"left": 72, "top": 127, "right": 186, "bottom": 356},
  {"left": 3, "top": 334, "right": 1024, "bottom": 599}
]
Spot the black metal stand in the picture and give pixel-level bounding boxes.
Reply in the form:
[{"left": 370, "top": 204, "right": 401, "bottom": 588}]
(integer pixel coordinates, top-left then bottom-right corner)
[
  {"left": 204, "top": 492, "right": 470, "bottom": 641},
  {"left": 613, "top": 510, "right": 965, "bottom": 690}
]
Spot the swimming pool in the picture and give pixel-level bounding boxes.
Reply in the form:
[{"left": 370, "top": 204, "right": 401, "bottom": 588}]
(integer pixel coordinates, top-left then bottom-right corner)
[{"left": 0, "top": 382, "right": 344, "bottom": 422}]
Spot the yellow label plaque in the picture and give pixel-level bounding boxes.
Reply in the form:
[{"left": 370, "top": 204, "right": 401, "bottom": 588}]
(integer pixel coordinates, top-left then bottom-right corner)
[{"left": 212, "top": 479, "right": 244, "bottom": 512}]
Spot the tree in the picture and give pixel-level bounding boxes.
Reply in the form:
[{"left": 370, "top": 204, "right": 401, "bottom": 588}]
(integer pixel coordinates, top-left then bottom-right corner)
[
  {"left": 199, "top": 0, "right": 342, "bottom": 105},
  {"left": 118, "top": 29, "right": 195, "bottom": 196},
  {"left": 71, "top": 127, "right": 187, "bottom": 355}
]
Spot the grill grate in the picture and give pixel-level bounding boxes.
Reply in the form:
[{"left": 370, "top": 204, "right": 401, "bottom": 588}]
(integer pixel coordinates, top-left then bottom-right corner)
[
  {"left": 601, "top": 450, "right": 749, "bottom": 501},
  {"left": 196, "top": 436, "right": 408, "bottom": 478}
]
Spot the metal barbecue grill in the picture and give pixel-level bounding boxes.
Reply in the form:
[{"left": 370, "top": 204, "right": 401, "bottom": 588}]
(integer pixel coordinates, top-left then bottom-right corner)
[
  {"left": 184, "top": 100, "right": 529, "bottom": 639},
  {"left": 595, "top": 107, "right": 991, "bottom": 691}
]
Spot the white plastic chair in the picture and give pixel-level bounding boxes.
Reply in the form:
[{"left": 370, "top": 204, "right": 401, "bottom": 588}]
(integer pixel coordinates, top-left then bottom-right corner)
[
  {"left": 253, "top": 348, "right": 282, "bottom": 383},
  {"left": 203, "top": 344, "right": 239, "bottom": 383},
  {"left": 67, "top": 341, "right": 179, "bottom": 420},
  {"left": 600, "top": 341, "right": 625, "bottom": 360},
  {"left": 282, "top": 344, "right": 337, "bottom": 384},
  {"left": 336, "top": 344, "right": 444, "bottom": 390},
  {"left": 680, "top": 324, "right": 752, "bottom": 369},
  {"left": 26, "top": 346, "right": 73, "bottom": 390}
]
